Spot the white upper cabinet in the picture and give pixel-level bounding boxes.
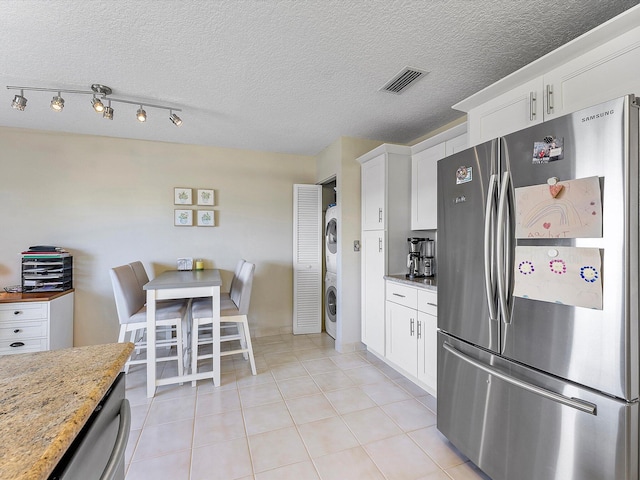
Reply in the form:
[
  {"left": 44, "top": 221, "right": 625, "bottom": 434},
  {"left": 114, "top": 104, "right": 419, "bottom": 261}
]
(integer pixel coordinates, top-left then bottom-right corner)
[
  {"left": 543, "top": 25, "right": 640, "bottom": 121},
  {"left": 456, "top": 8, "right": 640, "bottom": 146},
  {"left": 361, "top": 154, "right": 386, "bottom": 231},
  {"left": 411, "top": 124, "right": 467, "bottom": 231}
]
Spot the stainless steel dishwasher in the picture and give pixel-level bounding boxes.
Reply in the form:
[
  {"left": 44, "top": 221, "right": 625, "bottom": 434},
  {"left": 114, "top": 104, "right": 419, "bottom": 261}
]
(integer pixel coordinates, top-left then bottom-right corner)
[{"left": 48, "top": 372, "right": 130, "bottom": 480}]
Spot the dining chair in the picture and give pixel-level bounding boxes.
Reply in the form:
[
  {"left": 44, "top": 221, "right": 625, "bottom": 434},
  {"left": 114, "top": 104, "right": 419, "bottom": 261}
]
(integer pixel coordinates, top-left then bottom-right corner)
[
  {"left": 190, "top": 261, "right": 257, "bottom": 384},
  {"left": 110, "top": 264, "right": 188, "bottom": 375},
  {"left": 220, "top": 259, "right": 246, "bottom": 302}
]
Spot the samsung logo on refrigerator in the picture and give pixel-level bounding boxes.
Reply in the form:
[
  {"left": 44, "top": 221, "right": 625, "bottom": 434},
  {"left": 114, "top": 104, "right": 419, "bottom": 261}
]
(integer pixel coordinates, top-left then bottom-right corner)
[{"left": 581, "top": 109, "right": 614, "bottom": 122}]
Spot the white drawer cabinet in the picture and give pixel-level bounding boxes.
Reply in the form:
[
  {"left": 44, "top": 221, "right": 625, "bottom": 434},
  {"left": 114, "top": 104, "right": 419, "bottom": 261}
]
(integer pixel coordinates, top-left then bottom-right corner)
[
  {"left": 0, "top": 291, "right": 73, "bottom": 355},
  {"left": 384, "top": 280, "right": 437, "bottom": 395}
]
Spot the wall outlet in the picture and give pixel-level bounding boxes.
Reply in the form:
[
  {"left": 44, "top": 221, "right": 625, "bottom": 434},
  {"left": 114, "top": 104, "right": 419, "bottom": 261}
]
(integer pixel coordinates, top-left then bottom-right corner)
[{"left": 354, "top": 240, "right": 360, "bottom": 252}]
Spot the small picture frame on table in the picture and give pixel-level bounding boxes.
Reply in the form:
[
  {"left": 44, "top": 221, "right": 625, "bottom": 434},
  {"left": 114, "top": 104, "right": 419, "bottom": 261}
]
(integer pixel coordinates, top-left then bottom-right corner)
[
  {"left": 174, "top": 209, "right": 193, "bottom": 226},
  {"left": 197, "top": 210, "right": 215, "bottom": 227},
  {"left": 197, "top": 189, "right": 215, "bottom": 206},
  {"left": 174, "top": 187, "right": 193, "bottom": 205}
]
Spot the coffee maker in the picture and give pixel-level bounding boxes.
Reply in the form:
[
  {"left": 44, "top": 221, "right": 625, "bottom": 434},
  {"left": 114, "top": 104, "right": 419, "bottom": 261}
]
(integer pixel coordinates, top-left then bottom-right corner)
[{"left": 406, "top": 237, "right": 426, "bottom": 279}]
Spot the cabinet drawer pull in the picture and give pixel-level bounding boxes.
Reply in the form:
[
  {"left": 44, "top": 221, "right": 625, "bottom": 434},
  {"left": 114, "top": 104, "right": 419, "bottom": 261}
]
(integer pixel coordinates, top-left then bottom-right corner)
[
  {"left": 10, "top": 342, "right": 25, "bottom": 348},
  {"left": 426, "top": 302, "right": 437, "bottom": 307},
  {"left": 14, "top": 329, "right": 21, "bottom": 333},
  {"left": 14, "top": 310, "right": 22, "bottom": 316},
  {"left": 392, "top": 293, "right": 406, "bottom": 298}
]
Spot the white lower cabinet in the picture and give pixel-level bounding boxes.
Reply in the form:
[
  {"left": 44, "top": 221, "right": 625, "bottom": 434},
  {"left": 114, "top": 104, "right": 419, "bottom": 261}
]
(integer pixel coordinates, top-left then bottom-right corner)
[
  {"left": 361, "top": 230, "right": 386, "bottom": 355},
  {"left": 0, "top": 291, "right": 73, "bottom": 355},
  {"left": 384, "top": 280, "right": 437, "bottom": 395}
]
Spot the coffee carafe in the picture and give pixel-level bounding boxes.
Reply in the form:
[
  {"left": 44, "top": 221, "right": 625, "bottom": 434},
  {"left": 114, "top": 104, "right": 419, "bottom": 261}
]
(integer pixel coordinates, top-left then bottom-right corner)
[
  {"left": 424, "top": 238, "right": 435, "bottom": 277},
  {"left": 406, "top": 237, "right": 426, "bottom": 279}
]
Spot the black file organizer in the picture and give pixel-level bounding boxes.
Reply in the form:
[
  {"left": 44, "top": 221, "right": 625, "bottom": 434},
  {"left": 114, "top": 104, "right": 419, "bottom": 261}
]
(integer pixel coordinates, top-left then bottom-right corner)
[{"left": 21, "top": 256, "right": 73, "bottom": 293}]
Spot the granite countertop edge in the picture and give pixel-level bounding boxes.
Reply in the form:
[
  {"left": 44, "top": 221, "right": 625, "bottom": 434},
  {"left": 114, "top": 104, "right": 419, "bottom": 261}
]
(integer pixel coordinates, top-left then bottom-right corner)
[
  {"left": 0, "top": 342, "right": 134, "bottom": 480},
  {"left": 385, "top": 274, "right": 438, "bottom": 292}
]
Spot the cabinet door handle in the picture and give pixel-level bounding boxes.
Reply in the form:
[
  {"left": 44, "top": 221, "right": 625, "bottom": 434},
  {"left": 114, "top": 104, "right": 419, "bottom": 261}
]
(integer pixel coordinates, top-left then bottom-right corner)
[
  {"left": 529, "top": 91, "right": 536, "bottom": 121},
  {"left": 546, "top": 84, "right": 554, "bottom": 115},
  {"left": 378, "top": 237, "right": 383, "bottom": 253},
  {"left": 417, "top": 320, "right": 422, "bottom": 339},
  {"left": 378, "top": 208, "right": 383, "bottom": 223},
  {"left": 13, "top": 329, "right": 21, "bottom": 333},
  {"left": 392, "top": 293, "right": 406, "bottom": 298},
  {"left": 10, "top": 342, "right": 25, "bottom": 348},
  {"left": 410, "top": 318, "right": 415, "bottom": 336}
]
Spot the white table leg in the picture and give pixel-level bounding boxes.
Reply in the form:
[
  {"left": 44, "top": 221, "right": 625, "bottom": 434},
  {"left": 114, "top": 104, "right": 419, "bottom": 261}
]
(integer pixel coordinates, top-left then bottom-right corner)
[
  {"left": 146, "top": 289, "right": 157, "bottom": 398},
  {"left": 212, "top": 286, "right": 221, "bottom": 386}
]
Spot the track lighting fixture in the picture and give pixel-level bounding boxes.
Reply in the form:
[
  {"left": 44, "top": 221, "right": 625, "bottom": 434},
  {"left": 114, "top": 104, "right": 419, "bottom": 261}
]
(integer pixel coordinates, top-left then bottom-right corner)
[
  {"left": 103, "top": 100, "right": 114, "bottom": 120},
  {"left": 6, "top": 84, "right": 183, "bottom": 126},
  {"left": 91, "top": 96, "right": 104, "bottom": 113},
  {"left": 11, "top": 89, "right": 27, "bottom": 111},
  {"left": 169, "top": 110, "right": 182, "bottom": 126},
  {"left": 50, "top": 92, "right": 64, "bottom": 112},
  {"left": 136, "top": 106, "right": 147, "bottom": 122}
]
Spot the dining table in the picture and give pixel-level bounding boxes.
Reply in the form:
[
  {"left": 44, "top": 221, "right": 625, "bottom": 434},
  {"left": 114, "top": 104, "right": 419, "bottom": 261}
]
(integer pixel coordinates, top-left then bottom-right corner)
[{"left": 143, "top": 268, "right": 222, "bottom": 398}]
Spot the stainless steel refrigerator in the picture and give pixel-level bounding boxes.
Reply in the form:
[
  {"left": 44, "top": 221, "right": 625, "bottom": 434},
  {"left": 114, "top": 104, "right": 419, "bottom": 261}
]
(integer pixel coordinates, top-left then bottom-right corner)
[{"left": 436, "top": 95, "right": 639, "bottom": 480}]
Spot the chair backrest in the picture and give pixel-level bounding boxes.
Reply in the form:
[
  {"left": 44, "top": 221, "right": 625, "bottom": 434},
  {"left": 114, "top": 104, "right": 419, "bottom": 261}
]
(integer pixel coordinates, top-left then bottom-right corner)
[
  {"left": 129, "top": 261, "right": 150, "bottom": 289},
  {"left": 109, "top": 264, "right": 145, "bottom": 324},
  {"left": 228, "top": 259, "right": 246, "bottom": 294},
  {"left": 230, "top": 262, "right": 255, "bottom": 315}
]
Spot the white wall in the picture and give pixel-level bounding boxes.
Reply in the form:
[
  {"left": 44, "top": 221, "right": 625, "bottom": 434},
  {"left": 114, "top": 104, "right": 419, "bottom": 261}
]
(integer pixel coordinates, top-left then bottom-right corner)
[{"left": 0, "top": 127, "right": 316, "bottom": 346}]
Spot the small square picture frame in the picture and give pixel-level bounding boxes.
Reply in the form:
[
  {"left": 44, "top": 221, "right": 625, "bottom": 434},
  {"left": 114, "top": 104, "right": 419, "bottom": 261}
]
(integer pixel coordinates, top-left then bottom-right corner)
[
  {"left": 197, "top": 189, "right": 215, "bottom": 206},
  {"left": 197, "top": 210, "right": 215, "bottom": 227},
  {"left": 174, "top": 209, "right": 193, "bottom": 226},
  {"left": 174, "top": 187, "right": 193, "bottom": 205}
]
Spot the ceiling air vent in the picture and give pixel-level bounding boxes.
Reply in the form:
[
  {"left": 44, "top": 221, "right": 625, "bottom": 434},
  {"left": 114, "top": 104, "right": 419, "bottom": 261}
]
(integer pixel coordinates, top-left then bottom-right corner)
[{"left": 380, "top": 67, "right": 428, "bottom": 94}]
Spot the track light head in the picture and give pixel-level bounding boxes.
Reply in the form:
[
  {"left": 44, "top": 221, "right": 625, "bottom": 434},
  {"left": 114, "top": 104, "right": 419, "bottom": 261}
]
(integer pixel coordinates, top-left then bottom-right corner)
[
  {"left": 50, "top": 92, "right": 64, "bottom": 112},
  {"left": 91, "top": 96, "right": 104, "bottom": 113},
  {"left": 11, "top": 90, "right": 27, "bottom": 111},
  {"left": 136, "top": 106, "right": 147, "bottom": 122},
  {"left": 169, "top": 111, "right": 182, "bottom": 126},
  {"left": 103, "top": 100, "right": 114, "bottom": 120}
]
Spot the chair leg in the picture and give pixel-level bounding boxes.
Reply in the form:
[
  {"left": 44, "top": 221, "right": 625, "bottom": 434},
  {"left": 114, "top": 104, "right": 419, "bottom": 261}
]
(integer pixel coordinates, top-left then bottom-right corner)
[
  {"left": 236, "top": 322, "right": 249, "bottom": 360},
  {"left": 191, "top": 320, "right": 200, "bottom": 387},
  {"left": 176, "top": 322, "right": 184, "bottom": 381},
  {"left": 240, "top": 317, "right": 256, "bottom": 376},
  {"left": 118, "top": 325, "right": 131, "bottom": 374}
]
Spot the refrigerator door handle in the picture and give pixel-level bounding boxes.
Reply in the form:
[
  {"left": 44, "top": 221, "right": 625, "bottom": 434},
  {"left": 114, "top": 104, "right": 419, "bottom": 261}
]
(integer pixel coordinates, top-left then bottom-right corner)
[
  {"left": 443, "top": 342, "right": 597, "bottom": 415},
  {"left": 496, "top": 171, "right": 511, "bottom": 323},
  {"left": 484, "top": 173, "right": 498, "bottom": 321}
]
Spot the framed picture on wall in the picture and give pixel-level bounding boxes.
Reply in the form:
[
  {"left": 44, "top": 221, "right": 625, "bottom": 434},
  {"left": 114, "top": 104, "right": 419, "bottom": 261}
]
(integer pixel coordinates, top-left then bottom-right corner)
[
  {"left": 174, "top": 209, "right": 193, "bottom": 226},
  {"left": 197, "top": 189, "right": 215, "bottom": 206},
  {"left": 174, "top": 187, "right": 193, "bottom": 205},
  {"left": 197, "top": 210, "right": 215, "bottom": 226}
]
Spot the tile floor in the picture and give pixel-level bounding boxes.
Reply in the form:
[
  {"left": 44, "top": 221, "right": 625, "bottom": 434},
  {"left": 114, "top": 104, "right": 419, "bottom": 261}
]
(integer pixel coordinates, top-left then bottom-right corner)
[{"left": 124, "top": 333, "right": 491, "bottom": 480}]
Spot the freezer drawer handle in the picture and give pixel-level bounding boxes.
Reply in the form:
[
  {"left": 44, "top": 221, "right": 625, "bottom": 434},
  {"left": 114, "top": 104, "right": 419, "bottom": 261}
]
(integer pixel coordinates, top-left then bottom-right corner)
[
  {"left": 99, "top": 399, "right": 131, "bottom": 480},
  {"left": 443, "top": 342, "right": 597, "bottom": 415}
]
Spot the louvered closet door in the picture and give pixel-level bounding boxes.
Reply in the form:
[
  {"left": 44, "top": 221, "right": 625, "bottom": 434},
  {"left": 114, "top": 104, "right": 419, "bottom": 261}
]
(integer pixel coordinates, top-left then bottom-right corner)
[{"left": 293, "top": 184, "right": 322, "bottom": 334}]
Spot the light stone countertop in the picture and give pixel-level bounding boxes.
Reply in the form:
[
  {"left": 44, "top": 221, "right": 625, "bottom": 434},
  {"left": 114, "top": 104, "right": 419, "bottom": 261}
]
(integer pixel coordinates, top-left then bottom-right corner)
[
  {"left": 0, "top": 342, "right": 134, "bottom": 480},
  {"left": 385, "top": 274, "right": 438, "bottom": 292}
]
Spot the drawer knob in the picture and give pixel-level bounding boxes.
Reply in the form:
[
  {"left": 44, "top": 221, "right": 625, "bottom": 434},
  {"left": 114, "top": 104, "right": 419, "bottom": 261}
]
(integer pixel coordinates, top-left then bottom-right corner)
[
  {"left": 14, "top": 310, "right": 22, "bottom": 315},
  {"left": 13, "top": 329, "right": 21, "bottom": 333},
  {"left": 10, "top": 342, "right": 25, "bottom": 348}
]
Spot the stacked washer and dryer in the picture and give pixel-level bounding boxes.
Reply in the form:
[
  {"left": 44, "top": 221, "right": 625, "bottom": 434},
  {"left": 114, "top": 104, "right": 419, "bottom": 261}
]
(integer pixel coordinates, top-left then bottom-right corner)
[{"left": 324, "top": 205, "right": 337, "bottom": 339}]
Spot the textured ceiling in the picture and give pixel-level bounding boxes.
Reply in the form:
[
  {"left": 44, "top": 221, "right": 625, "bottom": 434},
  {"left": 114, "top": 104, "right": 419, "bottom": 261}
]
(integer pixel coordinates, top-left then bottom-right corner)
[{"left": 0, "top": 0, "right": 638, "bottom": 156}]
